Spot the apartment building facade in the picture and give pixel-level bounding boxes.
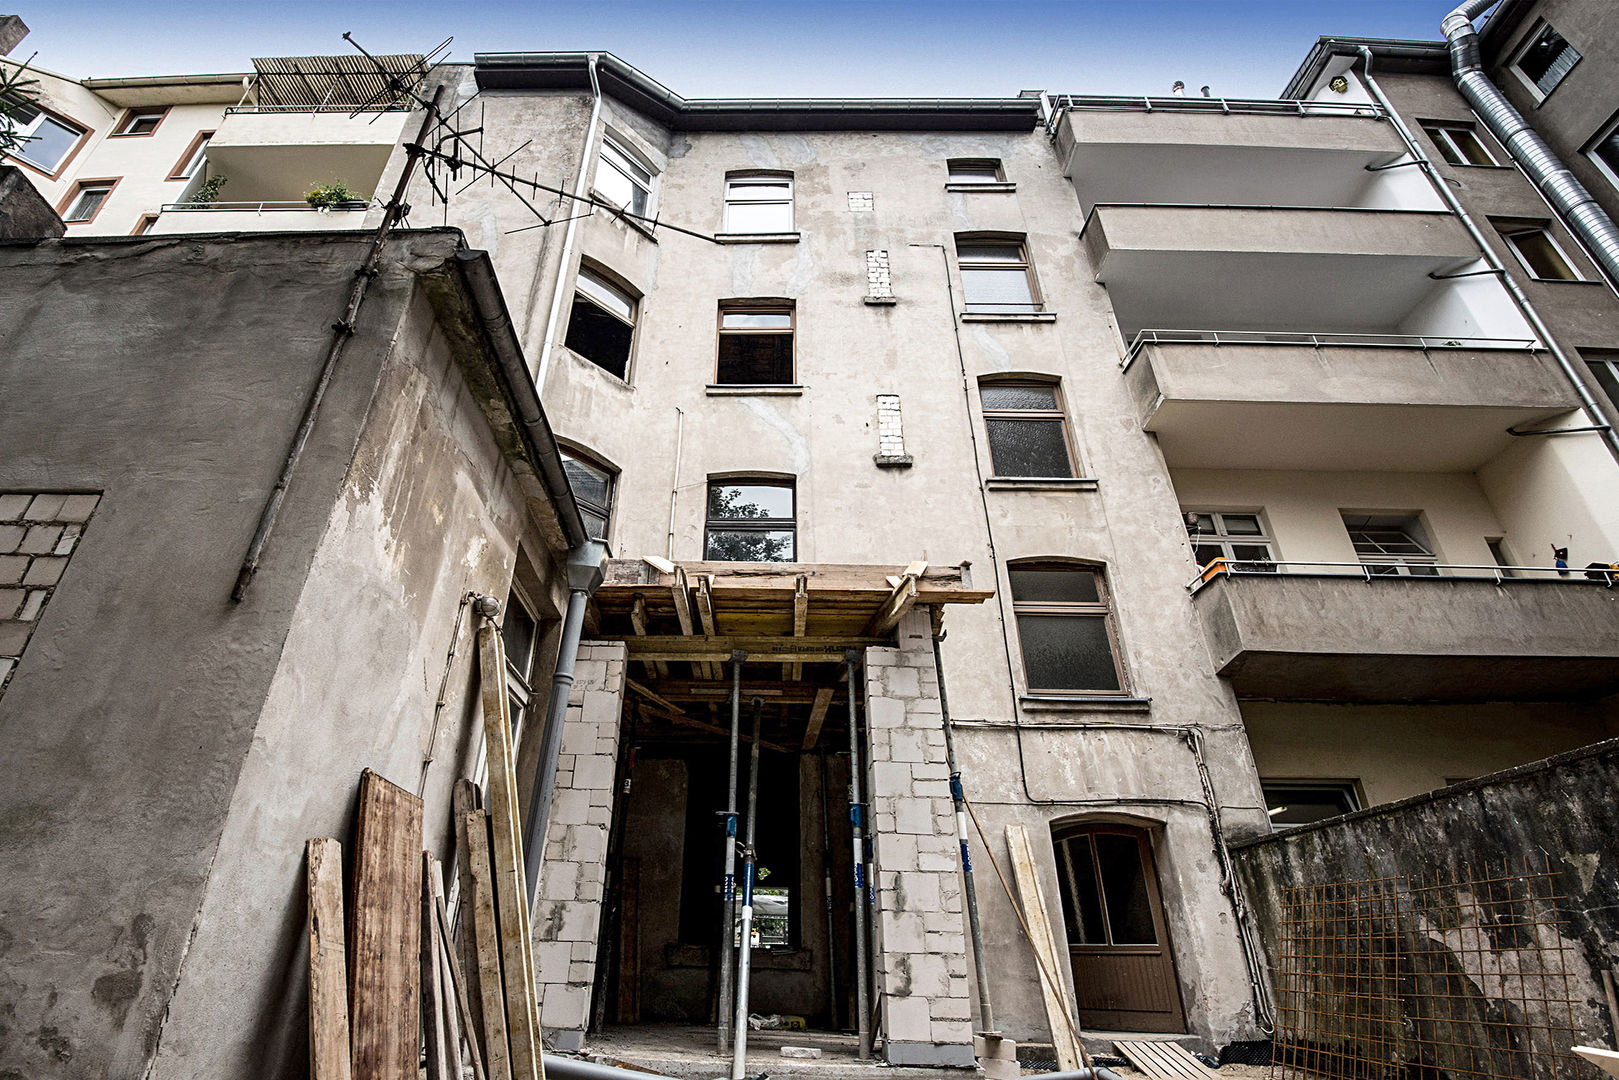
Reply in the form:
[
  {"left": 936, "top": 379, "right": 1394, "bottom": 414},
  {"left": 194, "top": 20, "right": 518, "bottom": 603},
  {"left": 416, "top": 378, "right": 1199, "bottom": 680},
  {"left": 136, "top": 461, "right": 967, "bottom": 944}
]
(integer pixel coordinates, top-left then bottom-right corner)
[{"left": 5, "top": 2, "right": 1619, "bottom": 1073}]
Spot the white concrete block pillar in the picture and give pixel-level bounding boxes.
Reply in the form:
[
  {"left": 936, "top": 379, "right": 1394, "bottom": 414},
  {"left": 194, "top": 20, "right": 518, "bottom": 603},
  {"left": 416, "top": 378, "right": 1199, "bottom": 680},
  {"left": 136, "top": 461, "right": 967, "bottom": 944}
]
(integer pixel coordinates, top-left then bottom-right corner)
[
  {"left": 531, "top": 640, "right": 626, "bottom": 1051},
  {"left": 863, "top": 608, "right": 975, "bottom": 1067}
]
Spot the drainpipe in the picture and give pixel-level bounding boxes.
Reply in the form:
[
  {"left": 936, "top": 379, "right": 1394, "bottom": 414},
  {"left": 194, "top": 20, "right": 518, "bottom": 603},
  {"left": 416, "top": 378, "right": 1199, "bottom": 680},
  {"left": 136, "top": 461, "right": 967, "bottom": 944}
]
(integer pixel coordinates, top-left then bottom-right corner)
[
  {"left": 1354, "top": 45, "right": 1619, "bottom": 465},
  {"left": 523, "top": 539, "right": 607, "bottom": 899},
  {"left": 729, "top": 697, "right": 765, "bottom": 1080},
  {"left": 1444, "top": 1, "right": 1619, "bottom": 290},
  {"left": 535, "top": 51, "right": 603, "bottom": 388}
]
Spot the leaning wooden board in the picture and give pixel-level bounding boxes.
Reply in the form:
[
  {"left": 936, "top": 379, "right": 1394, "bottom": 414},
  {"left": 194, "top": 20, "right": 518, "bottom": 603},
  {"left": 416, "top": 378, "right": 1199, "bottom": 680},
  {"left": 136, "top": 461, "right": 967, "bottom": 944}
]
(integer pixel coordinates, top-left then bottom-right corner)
[
  {"left": 1114, "top": 1038, "right": 1220, "bottom": 1080},
  {"left": 349, "top": 770, "right": 423, "bottom": 1080},
  {"left": 306, "top": 838, "right": 352, "bottom": 1080},
  {"left": 1005, "top": 824, "right": 1082, "bottom": 1071}
]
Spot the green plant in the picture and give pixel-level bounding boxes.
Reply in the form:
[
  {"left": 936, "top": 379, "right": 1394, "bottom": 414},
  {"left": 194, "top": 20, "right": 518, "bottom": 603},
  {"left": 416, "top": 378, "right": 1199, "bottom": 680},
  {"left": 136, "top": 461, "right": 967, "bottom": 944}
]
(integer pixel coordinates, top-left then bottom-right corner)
[
  {"left": 305, "top": 180, "right": 364, "bottom": 209},
  {"left": 190, "top": 175, "right": 227, "bottom": 206},
  {"left": 0, "top": 58, "right": 44, "bottom": 163}
]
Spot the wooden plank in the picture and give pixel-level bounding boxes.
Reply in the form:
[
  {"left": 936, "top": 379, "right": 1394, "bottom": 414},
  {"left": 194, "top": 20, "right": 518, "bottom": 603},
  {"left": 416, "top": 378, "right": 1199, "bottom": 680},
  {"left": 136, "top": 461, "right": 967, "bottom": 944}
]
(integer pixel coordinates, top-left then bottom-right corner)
[
  {"left": 462, "top": 809, "right": 513, "bottom": 1080},
  {"left": 788, "top": 574, "right": 808, "bottom": 681},
  {"left": 1115, "top": 1040, "right": 1217, "bottom": 1080},
  {"left": 1005, "top": 823, "right": 1081, "bottom": 1072},
  {"left": 429, "top": 862, "right": 477, "bottom": 1080},
  {"left": 696, "top": 574, "right": 721, "bottom": 679},
  {"left": 603, "top": 634, "right": 886, "bottom": 662},
  {"left": 306, "top": 838, "right": 352, "bottom": 1080},
  {"left": 668, "top": 568, "right": 714, "bottom": 679},
  {"left": 801, "top": 687, "right": 834, "bottom": 751},
  {"left": 476, "top": 625, "right": 543, "bottom": 1080},
  {"left": 451, "top": 780, "right": 487, "bottom": 1067},
  {"left": 866, "top": 576, "right": 918, "bottom": 636},
  {"left": 422, "top": 853, "right": 451, "bottom": 1080},
  {"left": 349, "top": 770, "right": 424, "bottom": 1080},
  {"left": 601, "top": 559, "right": 987, "bottom": 596},
  {"left": 642, "top": 555, "right": 675, "bottom": 574},
  {"left": 1573, "top": 1046, "right": 1619, "bottom": 1080},
  {"left": 630, "top": 594, "right": 669, "bottom": 678},
  {"left": 616, "top": 857, "right": 641, "bottom": 1024},
  {"left": 625, "top": 678, "right": 685, "bottom": 716}
]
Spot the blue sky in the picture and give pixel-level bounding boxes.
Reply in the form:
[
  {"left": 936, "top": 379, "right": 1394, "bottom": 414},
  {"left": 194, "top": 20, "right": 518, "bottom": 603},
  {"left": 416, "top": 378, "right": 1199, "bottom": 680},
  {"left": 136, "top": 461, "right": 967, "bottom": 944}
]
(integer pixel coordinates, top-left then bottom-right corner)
[{"left": 19, "top": 1, "right": 1464, "bottom": 99}]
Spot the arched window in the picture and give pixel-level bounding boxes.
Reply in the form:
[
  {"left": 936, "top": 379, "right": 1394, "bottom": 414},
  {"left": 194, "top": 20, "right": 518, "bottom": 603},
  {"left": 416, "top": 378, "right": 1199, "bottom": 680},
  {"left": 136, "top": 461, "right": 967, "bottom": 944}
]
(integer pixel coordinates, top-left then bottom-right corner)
[
  {"left": 559, "top": 446, "right": 616, "bottom": 543},
  {"left": 979, "top": 376, "right": 1077, "bottom": 478},
  {"left": 1009, "top": 560, "right": 1124, "bottom": 693},
  {"left": 563, "top": 261, "right": 640, "bottom": 380},
  {"left": 704, "top": 477, "right": 796, "bottom": 562}
]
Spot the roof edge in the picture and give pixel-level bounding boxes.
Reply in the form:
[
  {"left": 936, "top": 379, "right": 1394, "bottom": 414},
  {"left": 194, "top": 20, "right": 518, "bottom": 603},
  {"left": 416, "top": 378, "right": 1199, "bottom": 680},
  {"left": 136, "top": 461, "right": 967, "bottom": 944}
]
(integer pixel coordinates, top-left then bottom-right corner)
[{"left": 1281, "top": 36, "right": 1449, "bottom": 100}]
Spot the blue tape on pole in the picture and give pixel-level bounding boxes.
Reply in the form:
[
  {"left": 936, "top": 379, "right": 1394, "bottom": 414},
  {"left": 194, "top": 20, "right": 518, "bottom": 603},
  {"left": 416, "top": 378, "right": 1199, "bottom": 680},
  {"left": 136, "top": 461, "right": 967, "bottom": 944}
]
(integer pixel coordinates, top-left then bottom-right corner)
[
  {"left": 725, "top": 814, "right": 737, "bottom": 837},
  {"left": 724, "top": 873, "right": 735, "bottom": 902},
  {"left": 960, "top": 840, "right": 973, "bottom": 872},
  {"left": 742, "top": 862, "right": 755, "bottom": 903},
  {"left": 854, "top": 863, "right": 864, "bottom": 891},
  {"left": 850, "top": 804, "right": 863, "bottom": 828},
  {"left": 949, "top": 775, "right": 964, "bottom": 802}
]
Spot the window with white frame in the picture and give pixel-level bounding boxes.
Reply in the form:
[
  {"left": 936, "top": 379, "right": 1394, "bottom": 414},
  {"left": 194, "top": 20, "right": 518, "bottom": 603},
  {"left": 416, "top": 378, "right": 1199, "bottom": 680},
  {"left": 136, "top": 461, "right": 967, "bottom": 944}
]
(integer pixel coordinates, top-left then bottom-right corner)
[
  {"left": 957, "top": 235, "right": 1040, "bottom": 313},
  {"left": 1420, "top": 121, "right": 1499, "bottom": 167},
  {"left": 1496, "top": 220, "right": 1582, "bottom": 281},
  {"left": 112, "top": 107, "right": 166, "bottom": 137},
  {"left": 947, "top": 158, "right": 1005, "bottom": 185},
  {"left": 1186, "top": 512, "right": 1275, "bottom": 570},
  {"left": 595, "top": 134, "right": 655, "bottom": 218},
  {"left": 979, "top": 379, "right": 1075, "bottom": 478},
  {"left": 560, "top": 449, "right": 615, "bottom": 543},
  {"left": 62, "top": 181, "right": 114, "bottom": 223},
  {"left": 716, "top": 301, "right": 795, "bottom": 385},
  {"left": 1, "top": 93, "right": 87, "bottom": 175},
  {"left": 1513, "top": 22, "right": 1580, "bottom": 99},
  {"left": 169, "top": 131, "right": 212, "bottom": 181},
  {"left": 723, "top": 173, "right": 793, "bottom": 234},
  {"left": 563, "top": 264, "right": 638, "bottom": 379},
  {"left": 1009, "top": 561, "right": 1124, "bottom": 694},
  {"left": 502, "top": 583, "right": 541, "bottom": 749},
  {"left": 1342, "top": 515, "right": 1439, "bottom": 577},
  {"left": 1586, "top": 112, "right": 1619, "bottom": 192}
]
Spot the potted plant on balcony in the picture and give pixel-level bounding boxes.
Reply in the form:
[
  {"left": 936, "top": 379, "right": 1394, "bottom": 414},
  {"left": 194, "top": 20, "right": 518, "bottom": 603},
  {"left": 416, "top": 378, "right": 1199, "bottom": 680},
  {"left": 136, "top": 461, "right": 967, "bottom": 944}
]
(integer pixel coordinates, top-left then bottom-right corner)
[
  {"left": 189, "top": 175, "right": 227, "bottom": 207},
  {"left": 305, "top": 181, "right": 369, "bottom": 212}
]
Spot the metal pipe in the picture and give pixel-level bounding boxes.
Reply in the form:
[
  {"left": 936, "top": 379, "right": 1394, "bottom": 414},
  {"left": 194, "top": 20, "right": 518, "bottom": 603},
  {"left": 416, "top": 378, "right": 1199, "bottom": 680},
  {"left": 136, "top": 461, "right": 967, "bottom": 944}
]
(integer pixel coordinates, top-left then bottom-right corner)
[
  {"left": 543, "top": 1053, "right": 680, "bottom": 1080},
  {"left": 1360, "top": 41, "right": 1619, "bottom": 463},
  {"left": 730, "top": 697, "right": 765, "bottom": 1080},
  {"left": 819, "top": 748, "right": 839, "bottom": 1029},
  {"left": 844, "top": 650, "right": 872, "bottom": 1061},
  {"left": 666, "top": 406, "right": 684, "bottom": 560},
  {"left": 522, "top": 541, "right": 607, "bottom": 899},
  {"left": 1022, "top": 1069, "right": 1129, "bottom": 1080},
  {"left": 930, "top": 623, "right": 996, "bottom": 1037},
  {"left": 536, "top": 51, "right": 602, "bottom": 388},
  {"left": 715, "top": 650, "right": 745, "bottom": 1052}
]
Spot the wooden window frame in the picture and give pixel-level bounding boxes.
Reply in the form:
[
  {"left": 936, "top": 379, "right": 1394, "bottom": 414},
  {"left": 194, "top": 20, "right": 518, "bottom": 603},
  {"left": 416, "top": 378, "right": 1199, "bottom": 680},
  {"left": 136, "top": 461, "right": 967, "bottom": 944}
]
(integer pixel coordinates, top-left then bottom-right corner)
[
  {"left": 704, "top": 476, "right": 797, "bottom": 563},
  {"left": 979, "top": 376, "right": 1078, "bottom": 479},
  {"left": 131, "top": 213, "right": 159, "bottom": 236},
  {"left": 1008, "top": 560, "right": 1128, "bottom": 696},
  {"left": 57, "top": 177, "right": 121, "bottom": 226},
  {"left": 167, "top": 129, "right": 214, "bottom": 181},
  {"left": 558, "top": 445, "right": 616, "bottom": 544},
  {"left": 1419, "top": 121, "right": 1500, "bottom": 167},
  {"left": 723, "top": 171, "right": 794, "bottom": 234},
  {"left": 715, "top": 300, "right": 796, "bottom": 386},
  {"left": 956, "top": 233, "right": 1042, "bottom": 313},
  {"left": 1, "top": 94, "right": 92, "bottom": 179},
  {"left": 947, "top": 157, "right": 1005, "bottom": 184},
  {"left": 110, "top": 106, "right": 168, "bottom": 138}
]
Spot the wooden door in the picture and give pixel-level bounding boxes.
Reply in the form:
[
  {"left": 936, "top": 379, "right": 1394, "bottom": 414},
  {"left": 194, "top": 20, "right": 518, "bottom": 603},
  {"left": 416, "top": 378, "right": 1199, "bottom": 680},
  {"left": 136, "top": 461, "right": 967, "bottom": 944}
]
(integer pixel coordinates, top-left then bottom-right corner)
[{"left": 1052, "top": 824, "right": 1185, "bottom": 1033}]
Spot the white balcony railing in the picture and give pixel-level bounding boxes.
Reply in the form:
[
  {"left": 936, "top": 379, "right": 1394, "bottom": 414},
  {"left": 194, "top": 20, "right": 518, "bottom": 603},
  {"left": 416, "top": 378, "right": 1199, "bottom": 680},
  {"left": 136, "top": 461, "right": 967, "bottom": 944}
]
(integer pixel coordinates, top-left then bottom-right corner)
[
  {"left": 1122, "top": 329, "right": 1541, "bottom": 371},
  {"left": 1186, "top": 560, "right": 1615, "bottom": 594},
  {"left": 1050, "top": 94, "right": 1384, "bottom": 119}
]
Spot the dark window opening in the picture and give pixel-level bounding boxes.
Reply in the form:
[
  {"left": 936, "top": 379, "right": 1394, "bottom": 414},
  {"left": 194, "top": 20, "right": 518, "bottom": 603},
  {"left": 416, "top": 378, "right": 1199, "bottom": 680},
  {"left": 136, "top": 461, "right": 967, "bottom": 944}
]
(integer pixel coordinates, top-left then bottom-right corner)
[
  {"left": 564, "top": 267, "right": 637, "bottom": 379},
  {"left": 1261, "top": 782, "right": 1361, "bottom": 827},
  {"left": 678, "top": 750, "right": 800, "bottom": 946},
  {"left": 1516, "top": 23, "right": 1580, "bottom": 96},
  {"left": 561, "top": 450, "right": 614, "bottom": 542},
  {"left": 1054, "top": 829, "right": 1158, "bottom": 947}
]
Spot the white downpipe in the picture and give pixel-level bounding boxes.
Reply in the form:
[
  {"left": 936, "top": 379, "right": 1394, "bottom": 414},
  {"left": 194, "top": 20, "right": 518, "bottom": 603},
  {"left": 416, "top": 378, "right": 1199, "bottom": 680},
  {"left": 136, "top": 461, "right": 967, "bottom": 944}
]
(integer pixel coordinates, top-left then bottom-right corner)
[{"left": 535, "top": 52, "right": 603, "bottom": 388}]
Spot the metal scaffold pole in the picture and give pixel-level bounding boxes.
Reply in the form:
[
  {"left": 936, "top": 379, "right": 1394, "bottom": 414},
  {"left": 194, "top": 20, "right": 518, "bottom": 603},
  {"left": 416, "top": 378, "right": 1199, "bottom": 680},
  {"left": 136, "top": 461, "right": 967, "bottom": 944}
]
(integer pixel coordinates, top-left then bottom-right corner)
[
  {"left": 845, "top": 650, "right": 873, "bottom": 1060},
  {"left": 729, "top": 697, "right": 765, "bottom": 1080},
  {"left": 715, "top": 650, "right": 745, "bottom": 1052},
  {"left": 820, "top": 748, "right": 839, "bottom": 1030}
]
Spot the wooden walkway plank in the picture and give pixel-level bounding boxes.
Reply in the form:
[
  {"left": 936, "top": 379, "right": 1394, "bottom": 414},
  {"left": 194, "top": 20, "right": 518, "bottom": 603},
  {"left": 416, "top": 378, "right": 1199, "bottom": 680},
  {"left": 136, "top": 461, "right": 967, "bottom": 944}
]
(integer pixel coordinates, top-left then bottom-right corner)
[
  {"left": 349, "top": 770, "right": 423, "bottom": 1080},
  {"left": 1115, "top": 1039, "right": 1219, "bottom": 1080},
  {"left": 306, "top": 838, "right": 352, "bottom": 1080},
  {"left": 1005, "top": 824, "right": 1082, "bottom": 1072}
]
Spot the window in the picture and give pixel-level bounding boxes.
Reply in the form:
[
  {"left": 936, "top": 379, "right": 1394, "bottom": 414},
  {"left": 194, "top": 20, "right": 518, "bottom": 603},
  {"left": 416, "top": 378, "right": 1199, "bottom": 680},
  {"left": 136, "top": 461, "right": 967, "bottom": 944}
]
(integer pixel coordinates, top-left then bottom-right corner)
[
  {"left": 716, "top": 302, "right": 794, "bottom": 385},
  {"left": 1421, "top": 122, "right": 1499, "bottom": 167},
  {"left": 1261, "top": 782, "right": 1361, "bottom": 827},
  {"left": 723, "top": 173, "right": 793, "bottom": 234},
  {"left": 1584, "top": 349, "right": 1619, "bottom": 413},
  {"left": 957, "top": 236, "right": 1039, "bottom": 313},
  {"left": 560, "top": 449, "right": 614, "bottom": 543},
  {"left": 1053, "top": 826, "right": 1160, "bottom": 947},
  {"left": 563, "top": 265, "right": 637, "bottom": 379},
  {"left": 979, "top": 379, "right": 1075, "bottom": 478},
  {"left": 947, "top": 158, "right": 1005, "bottom": 184},
  {"left": 1187, "top": 512, "right": 1275, "bottom": 570},
  {"left": 705, "top": 478, "right": 795, "bottom": 562},
  {"left": 1343, "top": 515, "right": 1439, "bottom": 577},
  {"left": 112, "top": 107, "right": 166, "bottom": 137},
  {"left": 131, "top": 214, "right": 158, "bottom": 236},
  {"left": 1586, "top": 113, "right": 1619, "bottom": 191},
  {"left": 595, "top": 134, "right": 654, "bottom": 218},
  {"left": 1499, "top": 222, "right": 1581, "bottom": 281},
  {"left": 169, "top": 130, "right": 213, "bottom": 181},
  {"left": 1009, "top": 562, "right": 1124, "bottom": 694},
  {"left": 502, "top": 584, "right": 540, "bottom": 747},
  {"left": 1, "top": 93, "right": 87, "bottom": 175},
  {"left": 1513, "top": 22, "right": 1580, "bottom": 98},
  {"left": 61, "top": 180, "right": 115, "bottom": 224}
]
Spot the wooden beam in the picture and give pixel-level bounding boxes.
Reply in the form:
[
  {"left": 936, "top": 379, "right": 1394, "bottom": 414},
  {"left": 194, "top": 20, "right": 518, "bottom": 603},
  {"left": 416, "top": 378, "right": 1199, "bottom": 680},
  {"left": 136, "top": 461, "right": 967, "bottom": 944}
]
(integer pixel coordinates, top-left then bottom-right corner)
[
  {"left": 459, "top": 808, "right": 513, "bottom": 1080},
  {"left": 696, "top": 575, "right": 720, "bottom": 679},
  {"left": 625, "top": 677, "right": 685, "bottom": 716},
  {"left": 349, "top": 770, "right": 423, "bottom": 1080},
  {"left": 801, "top": 687, "right": 835, "bottom": 751},
  {"left": 306, "top": 838, "right": 351, "bottom": 1080},
  {"left": 642, "top": 554, "right": 675, "bottom": 574},
  {"left": 668, "top": 568, "right": 715, "bottom": 680},
  {"left": 604, "top": 635, "right": 886, "bottom": 662},
  {"left": 789, "top": 574, "right": 808, "bottom": 681},
  {"left": 450, "top": 781, "right": 486, "bottom": 1068},
  {"left": 422, "top": 854, "right": 451, "bottom": 1080},
  {"left": 629, "top": 678, "right": 842, "bottom": 705},
  {"left": 1005, "top": 824, "right": 1082, "bottom": 1072},
  {"left": 630, "top": 594, "right": 669, "bottom": 678},
  {"left": 432, "top": 870, "right": 487, "bottom": 1080},
  {"left": 866, "top": 575, "right": 919, "bottom": 636}
]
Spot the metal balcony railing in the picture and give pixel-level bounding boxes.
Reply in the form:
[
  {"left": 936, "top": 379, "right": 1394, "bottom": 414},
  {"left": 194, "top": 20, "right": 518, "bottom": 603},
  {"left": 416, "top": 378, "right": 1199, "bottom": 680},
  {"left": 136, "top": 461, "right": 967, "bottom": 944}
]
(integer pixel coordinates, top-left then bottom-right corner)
[
  {"left": 1186, "top": 559, "right": 1615, "bottom": 594},
  {"left": 1050, "top": 94, "right": 1385, "bottom": 119},
  {"left": 1121, "top": 329, "right": 1541, "bottom": 370},
  {"left": 160, "top": 201, "right": 372, "bottom": 212}
]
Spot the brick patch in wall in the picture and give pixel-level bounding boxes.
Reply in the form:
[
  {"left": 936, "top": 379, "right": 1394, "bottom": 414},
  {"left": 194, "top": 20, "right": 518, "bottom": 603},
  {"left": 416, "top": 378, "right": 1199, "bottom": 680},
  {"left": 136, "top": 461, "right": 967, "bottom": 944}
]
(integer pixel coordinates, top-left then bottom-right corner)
[
  {"left": 865, "top": 248, "right": 895, "bottom": 303},
  {"left": 848, "top": 191, "right": 874, "bottom": 212},
  {"left": 0, "top": 492, "right": 99, "bottom": 697},
  {"left": 874, "top": 394, "right": 913, "bottom": 468}
]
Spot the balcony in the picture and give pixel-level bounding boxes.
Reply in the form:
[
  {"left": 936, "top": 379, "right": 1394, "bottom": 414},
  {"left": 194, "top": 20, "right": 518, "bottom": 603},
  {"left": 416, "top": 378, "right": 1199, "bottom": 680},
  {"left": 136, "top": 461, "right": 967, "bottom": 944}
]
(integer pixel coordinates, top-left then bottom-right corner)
[
  {"left": 1191, "top": 564, "right": 1619, "bottom": 703},
  {"left": 1082, "top": 204, "right": 1479, "bottom": 337},
  {"left": 148, "top": 202, "right": 372, "bottom": 234},
  {"left": 1124, "top": 331, "right": 1575, "bottom": 470},
  {"left": 203, "top": 109, "right": 405, "bottom": 208},
  {"left": 1053, "top": 95, "right": 1409, "bottom": 213}
]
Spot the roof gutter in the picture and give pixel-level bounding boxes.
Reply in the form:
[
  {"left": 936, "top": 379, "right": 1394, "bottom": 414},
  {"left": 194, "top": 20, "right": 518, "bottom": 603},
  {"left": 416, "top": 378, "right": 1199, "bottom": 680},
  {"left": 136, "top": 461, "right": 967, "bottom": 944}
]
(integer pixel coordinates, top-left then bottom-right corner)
[
  {"left": 1443, "top": 0, "right": 1619, "bottom": 289},
  {"left": 454, "top": 248, "right": 591, "bottom": 549}
]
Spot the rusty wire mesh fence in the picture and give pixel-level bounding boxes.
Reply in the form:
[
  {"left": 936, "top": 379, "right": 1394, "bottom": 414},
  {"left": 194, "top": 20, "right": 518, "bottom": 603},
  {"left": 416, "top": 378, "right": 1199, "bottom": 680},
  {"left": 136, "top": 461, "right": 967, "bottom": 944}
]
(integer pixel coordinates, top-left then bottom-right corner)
[{"left": 1270, "top": 858, "right": 1597, "bottom": 1080}]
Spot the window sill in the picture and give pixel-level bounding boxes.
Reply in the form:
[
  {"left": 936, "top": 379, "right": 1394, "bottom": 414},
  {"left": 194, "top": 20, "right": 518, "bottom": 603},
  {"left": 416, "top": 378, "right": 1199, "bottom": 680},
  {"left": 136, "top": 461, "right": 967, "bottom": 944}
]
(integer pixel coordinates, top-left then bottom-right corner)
[
  {"left": 706, "top": 384, "right": 804, "bottom": 396},
  {"left": 714, "top": 232, "right": 801, "bottom": 244},
  {"left": 1525, "top": 276, "right": 1604, "bottom": 285},
  {"left": 864, "top": 296, "right": 897, "bottom": 306},
  {"left": 1020, "top": 695, "right": 1152, "bottom": 713},
  {"left": 960, "top": 311, "right": 1057, "bottom": 323},
  {"left": 946, "top": 181, "right": 1017, "bottom": 193},
  {"left": 986, "top": 477, "right": 1098, "bottom": 491}
]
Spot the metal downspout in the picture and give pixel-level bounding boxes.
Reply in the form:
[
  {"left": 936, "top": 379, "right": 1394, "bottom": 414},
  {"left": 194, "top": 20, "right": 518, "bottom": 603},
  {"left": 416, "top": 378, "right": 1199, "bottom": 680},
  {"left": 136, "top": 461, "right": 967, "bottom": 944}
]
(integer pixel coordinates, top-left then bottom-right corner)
[
  {"left": 522, "top": 541, "right": 608, "bottom": 899},
  {"left": 536, "top": 51, "right": 603, "bottom": 388},
  {"left": 1357, "top": 44, "right": 1619, "bottom": 464}
]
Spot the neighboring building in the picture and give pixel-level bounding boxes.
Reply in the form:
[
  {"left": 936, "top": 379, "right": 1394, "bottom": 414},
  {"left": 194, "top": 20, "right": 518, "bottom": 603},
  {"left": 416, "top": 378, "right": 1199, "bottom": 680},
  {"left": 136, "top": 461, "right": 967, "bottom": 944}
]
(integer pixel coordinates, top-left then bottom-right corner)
[{"left": 4, "top": 2, "right": 1619, "bottom": 1076}]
